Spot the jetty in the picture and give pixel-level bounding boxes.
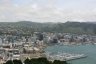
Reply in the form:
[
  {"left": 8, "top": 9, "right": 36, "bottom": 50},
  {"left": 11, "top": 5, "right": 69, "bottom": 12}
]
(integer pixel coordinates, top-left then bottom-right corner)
[{"left": 45, "top": 52, "right": 87, "bottom": 61}]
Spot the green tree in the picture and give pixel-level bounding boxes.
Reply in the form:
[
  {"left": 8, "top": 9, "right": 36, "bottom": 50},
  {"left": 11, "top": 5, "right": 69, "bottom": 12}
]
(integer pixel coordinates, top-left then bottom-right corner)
[
  {"left": 53, "top": 60, "right": 68, "bottom": 64},
  {"left": 13, "top": 60, "right": 22, "bottom": 64},
  {"left": 37, "top": 57, "right": 52, "bottom": 64},
  {"left": 5, "top": 60, "right": 13, "bottom": 64},
  {"left": 24, "top": 58, "right": 31, "bottom": 64}
]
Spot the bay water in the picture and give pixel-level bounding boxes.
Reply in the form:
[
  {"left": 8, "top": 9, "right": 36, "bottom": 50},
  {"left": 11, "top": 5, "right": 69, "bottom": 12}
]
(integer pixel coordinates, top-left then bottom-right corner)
[{"left": 45, "top": 44, "right": 96, "bottom": 64}]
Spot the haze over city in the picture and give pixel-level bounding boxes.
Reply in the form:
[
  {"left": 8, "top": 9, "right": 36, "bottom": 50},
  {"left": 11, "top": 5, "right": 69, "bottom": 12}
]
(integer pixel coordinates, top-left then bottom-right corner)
[
  {"left": 0, "top": 0, "right": 96, "bottom": 22},
  {"left": 1, "top": 1, "right": 96, "bottom": 64}
]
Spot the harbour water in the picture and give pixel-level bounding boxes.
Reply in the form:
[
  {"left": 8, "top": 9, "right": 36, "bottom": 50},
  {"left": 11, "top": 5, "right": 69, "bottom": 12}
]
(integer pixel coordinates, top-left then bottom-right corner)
[{"left": 45, "top": 44, "right": 96, "bottom": 64}]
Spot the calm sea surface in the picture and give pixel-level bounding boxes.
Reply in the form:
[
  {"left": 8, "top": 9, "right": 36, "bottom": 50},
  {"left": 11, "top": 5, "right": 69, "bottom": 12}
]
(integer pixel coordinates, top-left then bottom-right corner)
[{"left": 45, "top": 44, "right": 96, "bottom": 64}]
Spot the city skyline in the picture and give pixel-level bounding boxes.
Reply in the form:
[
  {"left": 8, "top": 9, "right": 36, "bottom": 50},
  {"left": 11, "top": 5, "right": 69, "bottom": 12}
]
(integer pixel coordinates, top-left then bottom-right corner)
[{"left": 0, "top": 0, "right": 96, "bottom": 22}]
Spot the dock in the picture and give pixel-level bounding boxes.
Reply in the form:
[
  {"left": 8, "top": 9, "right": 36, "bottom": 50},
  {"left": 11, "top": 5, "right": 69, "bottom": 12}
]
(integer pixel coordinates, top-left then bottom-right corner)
[{"left": 45, "top": 52, "right": 87, "bottom": 61}]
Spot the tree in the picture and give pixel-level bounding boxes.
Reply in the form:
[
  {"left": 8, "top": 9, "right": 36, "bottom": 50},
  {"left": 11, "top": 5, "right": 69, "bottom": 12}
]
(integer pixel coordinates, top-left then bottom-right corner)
[
  {"left": 5, "top": 57, "right": 68, "bottom": 64},
  {"left": 37, "top": 57, "right": 52, "bottom": 64},
  {"left": 24, "top": 58, "right": 31, "bottom": 64},
  {"left": 53, "top": 60, "right": 68, "bottom": 64},
  {"left": 13, "top": 60, "right": 22, "bottom": 64},
  {"left": 5, "top": 60, "right": 13, "bottom": 64}
]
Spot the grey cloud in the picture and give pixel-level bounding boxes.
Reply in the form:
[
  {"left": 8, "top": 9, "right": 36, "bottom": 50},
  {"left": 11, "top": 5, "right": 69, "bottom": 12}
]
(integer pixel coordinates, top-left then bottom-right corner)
[{"left": 0, "top": 0, "right": 96, "bottom": 22}]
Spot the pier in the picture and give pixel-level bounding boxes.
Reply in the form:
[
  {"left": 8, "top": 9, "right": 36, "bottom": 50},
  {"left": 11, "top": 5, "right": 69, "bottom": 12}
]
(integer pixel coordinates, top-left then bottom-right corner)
[{"left": 45, "top": 52, "right": 87, "bottom": 61}]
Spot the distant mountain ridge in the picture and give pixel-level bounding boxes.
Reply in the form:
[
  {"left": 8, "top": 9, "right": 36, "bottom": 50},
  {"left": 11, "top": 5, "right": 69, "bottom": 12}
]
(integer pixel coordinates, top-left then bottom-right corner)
[{"left": 0, "top": 21, "right": 96, "bottom": 35}]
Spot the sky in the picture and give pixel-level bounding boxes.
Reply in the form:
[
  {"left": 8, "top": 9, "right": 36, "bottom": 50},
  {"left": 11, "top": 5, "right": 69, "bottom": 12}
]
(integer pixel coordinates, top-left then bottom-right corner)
[{"left": 0, "top": 0, "right": 96, "bottom": 23}]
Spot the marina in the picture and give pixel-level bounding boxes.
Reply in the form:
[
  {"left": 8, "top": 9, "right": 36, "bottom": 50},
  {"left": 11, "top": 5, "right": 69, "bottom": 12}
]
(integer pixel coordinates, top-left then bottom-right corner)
[
  {"left": 45, "top": 44, "right": 96, "bottom": 64},
  {"left": 45, "top": 52, "right": 87, "bottom": 61}
]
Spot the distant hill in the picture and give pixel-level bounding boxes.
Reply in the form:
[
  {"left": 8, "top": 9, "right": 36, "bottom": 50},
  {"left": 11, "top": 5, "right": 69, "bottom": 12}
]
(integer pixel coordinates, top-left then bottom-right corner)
[{"left": 0, "top": 21, "right": 96, "bottom": 35}]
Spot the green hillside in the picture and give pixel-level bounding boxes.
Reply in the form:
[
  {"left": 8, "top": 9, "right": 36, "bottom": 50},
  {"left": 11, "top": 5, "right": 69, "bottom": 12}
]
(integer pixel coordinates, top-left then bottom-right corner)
[{"left": 0, "top": 21, "right": 96, "bottom": 35}]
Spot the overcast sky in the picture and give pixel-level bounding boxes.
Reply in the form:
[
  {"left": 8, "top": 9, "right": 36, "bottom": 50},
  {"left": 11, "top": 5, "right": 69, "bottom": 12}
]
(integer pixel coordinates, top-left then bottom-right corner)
[{"left": 0, "top": 0, "right": 96, "bottom": 22}]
